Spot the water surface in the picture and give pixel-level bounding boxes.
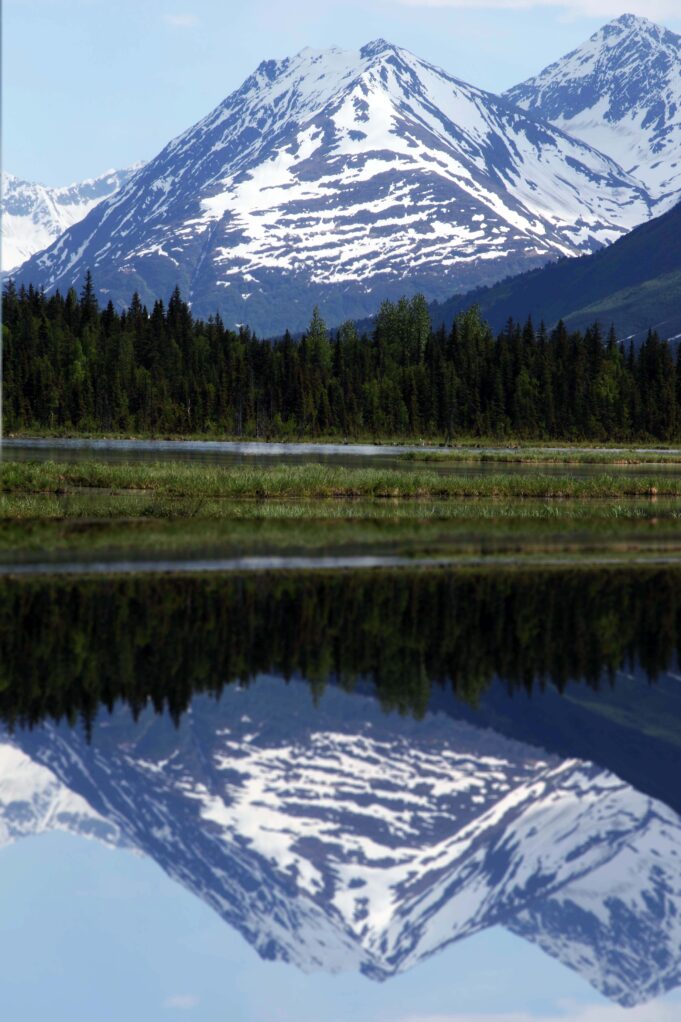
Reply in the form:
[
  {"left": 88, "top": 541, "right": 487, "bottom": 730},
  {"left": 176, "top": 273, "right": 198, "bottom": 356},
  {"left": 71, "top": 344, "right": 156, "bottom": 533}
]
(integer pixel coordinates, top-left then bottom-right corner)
[
  {"left": 7, "top": 436, "right": 681, "bottom": 475},
  {"left": 2, "top": 565, "right": 680, "bottom": 1019}
]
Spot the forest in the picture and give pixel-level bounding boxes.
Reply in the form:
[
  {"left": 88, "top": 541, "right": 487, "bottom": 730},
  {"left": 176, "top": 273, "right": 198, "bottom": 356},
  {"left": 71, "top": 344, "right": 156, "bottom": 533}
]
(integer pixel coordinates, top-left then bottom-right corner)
[{"left": 2, "top": 274, "right": 679, "bottom": 440}]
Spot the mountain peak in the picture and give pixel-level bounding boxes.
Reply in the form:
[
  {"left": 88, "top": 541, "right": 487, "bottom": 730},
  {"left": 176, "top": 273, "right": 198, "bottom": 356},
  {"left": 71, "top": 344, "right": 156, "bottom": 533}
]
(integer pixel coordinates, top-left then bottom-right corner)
[
  {"left": 252, "top": 39, "right": 400, "bottom": 84},
  {"left": 505, "top": 14, "right": 681, "bottom": 203},
  {"left": 360, "top": 38, "right": 398, "bottom": 59},
  {"left": 610, "top": 13, "right": 655, "bottom": 30},
  {"left": 600, "top": 12, "right": 677, "bottom": 43}
]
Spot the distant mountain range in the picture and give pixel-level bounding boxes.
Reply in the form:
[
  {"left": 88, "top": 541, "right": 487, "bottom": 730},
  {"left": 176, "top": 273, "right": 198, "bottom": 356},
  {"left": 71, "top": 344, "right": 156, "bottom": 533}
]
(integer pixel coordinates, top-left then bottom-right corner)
[
  {"left": 432, "top": 196, "right": 681, "bottom": 341},
  {"left": 0, "top": 167, "right": 141, "bottom": 273},
  {"left": 2, "top": 678, "right": 681, "bottom": 1008},
  {"left": 8, "top": 14, "right": 681, "bottom": 334}
]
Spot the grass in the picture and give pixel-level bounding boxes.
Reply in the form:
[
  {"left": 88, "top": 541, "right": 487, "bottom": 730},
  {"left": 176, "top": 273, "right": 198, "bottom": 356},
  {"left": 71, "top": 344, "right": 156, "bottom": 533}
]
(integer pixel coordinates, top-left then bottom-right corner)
[
  {"left": 2, "top": 459, "right": 679, "bottom": 499},
  {"left": 3, "top": 458, "right": 681, "bottom": 564},
  {"left": 400, "top": 449, "right": 681, "bottom": 466},
  {"left": 2, "top": 490, "right": 681, "bottom": 560},
  {"left": 3, "top": 491, "right": 681, "bottom": 522}
]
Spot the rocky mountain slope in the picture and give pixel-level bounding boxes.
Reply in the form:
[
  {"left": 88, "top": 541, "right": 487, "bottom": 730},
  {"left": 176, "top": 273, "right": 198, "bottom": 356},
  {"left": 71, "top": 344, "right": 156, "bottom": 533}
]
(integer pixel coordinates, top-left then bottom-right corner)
[
  {"left": 1, "top": 167, "right": 141, "bottom": 272},
  {"left": 507, "top": 14, "right": 681, "bottom": 209},
  {"left": 11, "top": 40, "right": 653, "bottom": 334},
  {"left": 2, "top": 680, "right": 680, "bottom": 1007},
  {"left": 431, "top": 197, "right": 681, "bottom": 340}
]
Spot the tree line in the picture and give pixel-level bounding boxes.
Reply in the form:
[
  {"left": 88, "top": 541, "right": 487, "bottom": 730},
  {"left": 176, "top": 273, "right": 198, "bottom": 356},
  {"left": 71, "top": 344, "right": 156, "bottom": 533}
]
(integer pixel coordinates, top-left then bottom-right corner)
[{"left": 2, "top": 273, "right": 679, "bottom": 439}]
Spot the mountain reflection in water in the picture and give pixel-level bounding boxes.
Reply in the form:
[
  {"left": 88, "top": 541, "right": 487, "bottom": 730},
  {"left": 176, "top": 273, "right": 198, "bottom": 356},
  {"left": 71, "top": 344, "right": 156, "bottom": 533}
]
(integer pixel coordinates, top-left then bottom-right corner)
[{"left": 1, "top": 567, "right": 681, "bottom": 1010}]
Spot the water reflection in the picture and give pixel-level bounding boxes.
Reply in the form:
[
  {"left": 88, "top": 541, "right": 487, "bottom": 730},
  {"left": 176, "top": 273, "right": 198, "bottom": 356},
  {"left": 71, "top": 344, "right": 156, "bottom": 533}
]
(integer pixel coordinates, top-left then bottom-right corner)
[
  {"left": 1, "top": 566, "right": 681, "bottom": 1010},
  {"left": 1, "top": 567, "right": 680, "bottom": 730},
  {"left": 2, "top": 680, "right": 681, "bottom": 1008}
]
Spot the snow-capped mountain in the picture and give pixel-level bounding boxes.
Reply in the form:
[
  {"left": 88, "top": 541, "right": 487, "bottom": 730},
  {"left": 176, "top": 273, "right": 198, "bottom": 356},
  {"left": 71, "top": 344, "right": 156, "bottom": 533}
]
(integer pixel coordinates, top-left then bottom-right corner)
[
  {"left": 11, "top": 40, "right": 653, "bottom": 334},
  {"left": 4, "top": 679, "right": 681, "bottom": 1007},
  {"left": 0, "top": 166, "right": 143, "bottom": 272},
  {"left": 506, "top": 15, "right": 681, "bottom": 209}
]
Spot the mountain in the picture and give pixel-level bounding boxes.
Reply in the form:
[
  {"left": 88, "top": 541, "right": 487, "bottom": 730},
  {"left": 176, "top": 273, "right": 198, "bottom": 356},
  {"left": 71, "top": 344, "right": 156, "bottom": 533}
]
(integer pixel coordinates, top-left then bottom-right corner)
[
  {"left": 3, "top": 679, "right": 681, "bottom": 1007},
  {"left": 430, "top": 196, "right": 681, "bottom": 340},
  {"left": 506, "top": 14, "right": 681, "bottom": 208},
  {"left": 11, "top": 41, "right": 653, "bottom": 335},
  {"left": 0, "top": 166, "right": 142, "bottom": 272}
]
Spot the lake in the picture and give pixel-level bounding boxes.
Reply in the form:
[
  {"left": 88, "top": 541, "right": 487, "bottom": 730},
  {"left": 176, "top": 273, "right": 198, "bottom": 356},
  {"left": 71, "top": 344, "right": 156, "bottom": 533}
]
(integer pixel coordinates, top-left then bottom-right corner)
[
  {"left": 1, "top": 565, "right": 680, "bottom": 1020},
  {"left": 6, "top": 436, "right": 681, "bottom": 475}
]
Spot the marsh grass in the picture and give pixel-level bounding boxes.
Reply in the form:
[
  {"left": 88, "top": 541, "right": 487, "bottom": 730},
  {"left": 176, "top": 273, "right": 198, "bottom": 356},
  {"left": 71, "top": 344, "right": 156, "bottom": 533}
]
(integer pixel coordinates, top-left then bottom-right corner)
[
  {"left": 400, "top": 450, "right": 681, "bottom": 467},
  {"left": 3, "top": 459, "right": 681, "bottom": 562},
  {"left": 2, "top": 460, "right": 679, "bottom": 499},
  {"left": 2, "top": 491, "right": 680, "bottom": 523}
]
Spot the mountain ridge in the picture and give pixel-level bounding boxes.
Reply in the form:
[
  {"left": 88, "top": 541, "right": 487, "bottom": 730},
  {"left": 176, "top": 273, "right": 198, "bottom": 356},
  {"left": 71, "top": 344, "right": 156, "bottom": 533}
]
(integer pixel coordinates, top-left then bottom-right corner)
[{"left": 506, "top": 13, "right": 681, "bottom": 207}]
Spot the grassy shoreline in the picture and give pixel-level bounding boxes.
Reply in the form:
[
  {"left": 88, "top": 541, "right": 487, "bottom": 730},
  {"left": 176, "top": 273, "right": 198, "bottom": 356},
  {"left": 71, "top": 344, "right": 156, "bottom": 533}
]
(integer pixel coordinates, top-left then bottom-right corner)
[
  {"left": 399, "top": 449, "right": 681, "bottom": 466},
  {"left": 3, "top": 458, "right": 681, "bottom": 563}
]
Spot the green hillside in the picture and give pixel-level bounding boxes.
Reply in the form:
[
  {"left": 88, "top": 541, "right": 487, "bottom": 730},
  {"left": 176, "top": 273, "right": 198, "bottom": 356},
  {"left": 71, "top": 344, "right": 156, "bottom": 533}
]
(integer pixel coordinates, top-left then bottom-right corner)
[{"left": 431, "top": 201, "right": 681, "bottom": 341}]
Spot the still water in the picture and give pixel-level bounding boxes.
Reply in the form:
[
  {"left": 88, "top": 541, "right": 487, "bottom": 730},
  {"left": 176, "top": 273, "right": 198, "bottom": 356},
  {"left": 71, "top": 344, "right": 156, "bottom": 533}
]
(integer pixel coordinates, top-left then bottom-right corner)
[
  {"left": 6, "top": 436, "right": 681, "bottom": 475},
  {"left": 1, "top": 567, "right": 680, "bottom": 1020}
]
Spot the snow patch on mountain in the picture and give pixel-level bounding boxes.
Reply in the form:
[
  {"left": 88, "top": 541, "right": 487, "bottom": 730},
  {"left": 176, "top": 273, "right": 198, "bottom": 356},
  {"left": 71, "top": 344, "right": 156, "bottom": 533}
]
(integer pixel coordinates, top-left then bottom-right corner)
[{"left": 0, "top": 744, "right": 123, "bottom": 849}]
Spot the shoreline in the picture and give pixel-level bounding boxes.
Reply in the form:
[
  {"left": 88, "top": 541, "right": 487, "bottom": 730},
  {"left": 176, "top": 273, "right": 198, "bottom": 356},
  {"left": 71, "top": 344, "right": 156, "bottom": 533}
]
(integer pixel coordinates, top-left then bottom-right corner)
[{"left": 5, "top": 432, "right": 681, "bottom": 454}]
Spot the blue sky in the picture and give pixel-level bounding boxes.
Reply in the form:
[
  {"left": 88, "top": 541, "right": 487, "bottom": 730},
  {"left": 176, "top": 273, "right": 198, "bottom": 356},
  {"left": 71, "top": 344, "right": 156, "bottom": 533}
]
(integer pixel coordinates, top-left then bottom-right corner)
[
  {"left": 4, "top": 0, "right": 681, "bottom": 186},
  {"left": 2, "top": 831, "right": 681, "bottom": 1022}
]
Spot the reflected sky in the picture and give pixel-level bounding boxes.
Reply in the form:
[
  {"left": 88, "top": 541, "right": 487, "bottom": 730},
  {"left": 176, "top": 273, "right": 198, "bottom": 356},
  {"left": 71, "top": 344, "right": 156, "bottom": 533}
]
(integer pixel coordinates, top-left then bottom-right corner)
[
  {"left": 4, "top": 833, "right": 680, "bottom": 1022},
  {"left": 5, "top": 437, "right": 681, "bottom": 476}
]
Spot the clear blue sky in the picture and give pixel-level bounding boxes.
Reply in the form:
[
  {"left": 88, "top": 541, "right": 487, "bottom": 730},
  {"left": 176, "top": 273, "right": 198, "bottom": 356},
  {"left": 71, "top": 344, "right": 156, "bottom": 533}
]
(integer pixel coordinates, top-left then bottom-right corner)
[
  {"left": 4, "top": 0, "right": 681, "bottom": 187},
  {"left": 2, "top": 831, "right": 680, "bottom": 1022}
]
